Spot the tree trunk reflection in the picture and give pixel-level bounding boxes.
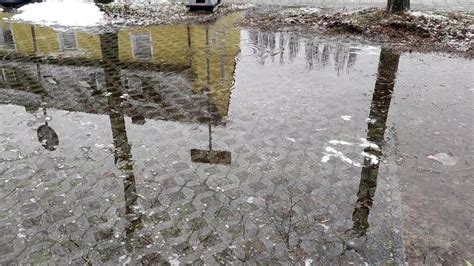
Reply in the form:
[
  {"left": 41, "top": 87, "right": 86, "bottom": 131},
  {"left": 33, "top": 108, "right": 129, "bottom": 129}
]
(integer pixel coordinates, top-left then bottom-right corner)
[
  {"left": 352, "top": 48, "right": 400, "bottom": 235},
  {"left": 100, "top": 33, "right": 143, "bottom": 248}
]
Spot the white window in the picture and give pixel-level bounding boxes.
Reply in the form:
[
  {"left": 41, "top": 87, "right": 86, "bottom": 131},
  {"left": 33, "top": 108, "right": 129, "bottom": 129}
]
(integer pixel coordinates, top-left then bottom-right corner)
[
  {"left": 131, "top": 33, "right": 152, "bottom": 61},
  {"left": 58, "top": 32, "right": 78, "bottom": 51},
  {"left": 0, "top": 28, "right": 15, "bottom": 50}
]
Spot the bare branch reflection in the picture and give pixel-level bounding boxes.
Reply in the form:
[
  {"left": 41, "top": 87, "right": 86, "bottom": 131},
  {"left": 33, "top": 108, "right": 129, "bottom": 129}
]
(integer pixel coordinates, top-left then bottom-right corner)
[{"left": 248, "top": 31, "right": 359, "bottom": 74}]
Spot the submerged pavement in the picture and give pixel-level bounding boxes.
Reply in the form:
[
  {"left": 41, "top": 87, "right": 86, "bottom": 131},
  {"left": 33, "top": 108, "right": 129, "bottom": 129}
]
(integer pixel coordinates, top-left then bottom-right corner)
[{"left": 0, "top": 13, "right": 472, "bottom": 264}]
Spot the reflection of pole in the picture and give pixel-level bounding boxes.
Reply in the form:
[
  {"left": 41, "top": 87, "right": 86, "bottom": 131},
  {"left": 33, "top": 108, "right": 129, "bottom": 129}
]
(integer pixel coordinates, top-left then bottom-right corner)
[
  {"left": 190, "top": 26, "right": 231, "bottom": 165},
  {"left": 100, "top": 33, "right": 143, "bottom": 246},
  {"left": 31, "top": 25, "right": 38, "bottom": 54},
  {"left": 352, "top": 48, "right": 400, "bottom": 235},
  {"left": 206, "top": 27, "right": 210, "bottom": 86},
  {"left": 31, "top": 25, "right": 42, "bottom": 82},
  {"left": 187, "top": 26, "right": 191, "bottom": 49},
  {"left": 206, "top": 26, "right": 213, "bottom": 151}
]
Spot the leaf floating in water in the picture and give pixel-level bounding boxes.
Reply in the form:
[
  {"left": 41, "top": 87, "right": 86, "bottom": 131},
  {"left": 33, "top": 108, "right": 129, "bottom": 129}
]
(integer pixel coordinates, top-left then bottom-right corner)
[{"left": 427, "top": 153, "right": 456, "bottom": 166}]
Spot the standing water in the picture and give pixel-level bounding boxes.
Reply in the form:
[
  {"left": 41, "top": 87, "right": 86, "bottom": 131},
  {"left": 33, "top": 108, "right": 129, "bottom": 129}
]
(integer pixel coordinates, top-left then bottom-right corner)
[{"left": 0, "top": 11, "right": 472, "bottom": 265}]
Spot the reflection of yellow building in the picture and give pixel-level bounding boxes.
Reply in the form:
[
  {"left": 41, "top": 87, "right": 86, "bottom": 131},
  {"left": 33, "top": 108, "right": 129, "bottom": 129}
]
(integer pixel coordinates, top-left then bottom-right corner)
[{"left": 0, "top": 13, "right": 240, "bottom": 117}]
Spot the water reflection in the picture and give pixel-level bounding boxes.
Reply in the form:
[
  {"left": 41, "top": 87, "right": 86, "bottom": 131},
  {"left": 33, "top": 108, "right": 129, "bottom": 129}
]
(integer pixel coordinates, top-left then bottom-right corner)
[
  {"left": 0, "top": 15, "right": 415, "bottom": 263},
  {"left": 189, "top": 27, "right": 232, "bottom": 165},
  {"left": 36, "top": 104, "right": 59, "bottom": 151},
  {"left": 352, "top": 47, "right": 400, "bottom": 235},
  {"left": 100, "top": 32, "right": 143, "bottom": 246},
  {"left": 248, "top": 30, "right": 358, "bottom": 74},
  {"left": 0, "top": 16, "right": 240, "bottom": 262},
  {"left": 0, "top": 16, "right": 240, "bottom": 123}
]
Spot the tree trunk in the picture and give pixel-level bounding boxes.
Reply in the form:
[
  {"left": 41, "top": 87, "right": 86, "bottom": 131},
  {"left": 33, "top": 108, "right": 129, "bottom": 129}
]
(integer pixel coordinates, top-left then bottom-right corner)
[{"left": 387, "top": 0, "right": 410, "bottom": 13}]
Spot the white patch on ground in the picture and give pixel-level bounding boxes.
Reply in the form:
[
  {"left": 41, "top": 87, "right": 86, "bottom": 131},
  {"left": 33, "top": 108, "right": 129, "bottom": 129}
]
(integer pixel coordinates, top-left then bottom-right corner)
[
  {"left": 366, "top": 118, "right": 376, "bottom": 124},
  {"left": 358, "top": 138, "right": 380, "bottom": 150},
  {"left": 12, "top": 2, "right": 105, "bottom": 27},
  {"left": 427, "top": 153, "right": 456, "bottom": 166},
  {"left": 361, "top": 151, "right": 379, "bottom": 165},
  {"left": 298, "top": 7, "right": 320, "bottom": 14},
  {"left": 305, "top": 258, "right": 314, "bottom": 266},
  {"left": 409, "top": 11, "right": 447, "bottom": 20},
  {"left": 329, "top": 140, "right": 354, "bottom": 146},
  {"left": 169, "top": 255, "right": 180, "bottom": 266},
  {"left": 247, "top": 196, "right": 255, "bottom": 203},
  {"left": 322, "top": 146, "right": 362, "bottom": 167},
  {"left": 318, "top": 223, "right": 329, "bottom": 232},
  {"left": 340, "top": 115, "right": 351, "bottom": 121}
]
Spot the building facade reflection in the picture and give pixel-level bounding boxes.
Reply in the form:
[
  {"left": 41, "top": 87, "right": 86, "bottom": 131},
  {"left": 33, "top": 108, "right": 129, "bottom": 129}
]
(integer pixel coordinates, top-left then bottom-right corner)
[
  {"left": 0, "top": 14, "right": 240, "bottom": 255},
  {"left": 0, "top": 13, "right": 240, "bottom": 125}
]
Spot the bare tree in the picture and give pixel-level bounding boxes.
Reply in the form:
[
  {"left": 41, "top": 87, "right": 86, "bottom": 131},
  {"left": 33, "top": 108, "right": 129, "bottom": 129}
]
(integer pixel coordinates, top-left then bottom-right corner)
[{"left": 387, "top": 0, "right": 410, "bottom": 13}]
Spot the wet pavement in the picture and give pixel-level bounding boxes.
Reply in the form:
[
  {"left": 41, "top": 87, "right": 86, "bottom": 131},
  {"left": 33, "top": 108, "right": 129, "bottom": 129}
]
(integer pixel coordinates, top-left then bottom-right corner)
[{"left": 0, "top": 11, "right": 473, "bottom": 265}]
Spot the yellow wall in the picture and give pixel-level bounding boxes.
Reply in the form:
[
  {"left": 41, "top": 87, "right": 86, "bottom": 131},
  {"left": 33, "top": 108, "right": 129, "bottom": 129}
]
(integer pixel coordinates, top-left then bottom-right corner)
[
  {"left": 189, "top": 13, "right": 241, "bottom": 117},
  {"left": 0, "top": 13, "right": 34, "bottom": 54},
  {"left": 34, "top": 27, "right": 60, "bottom": 54},
  {"left": 118, "top": 25, "right": 190, "bottom": 67},
  {"left": 77, "top": 32, "right": 102, "bottom": 59},
  {"left": 0, "top": 13, "right": 241, "bottom": 118}
]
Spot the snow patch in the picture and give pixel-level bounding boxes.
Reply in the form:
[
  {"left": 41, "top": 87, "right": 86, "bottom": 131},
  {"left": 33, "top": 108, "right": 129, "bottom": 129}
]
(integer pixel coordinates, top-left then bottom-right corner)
[
  {"left": 329, "top": 140, "right": 354, "bottom": 146},
  {"left": 12, "top": 2, "right": 105, "bottom": 27},
  {"left": 322, "top": 146, "right": 361, "bottom": 167},
  {"left": 427, "top": 153, "right": 456, "bottom": 166},
  {"left": 409, "top": 11, "right": 447, "bottom": 21},
  {"left": 361, "top": 151, "right": 379, "bottom": 165}
]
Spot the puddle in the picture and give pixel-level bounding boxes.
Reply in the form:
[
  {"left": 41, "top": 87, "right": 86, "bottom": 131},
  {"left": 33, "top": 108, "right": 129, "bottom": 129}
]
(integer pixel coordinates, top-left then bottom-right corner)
[{"left": 0, "top": 12, "right": 473, "bottom": 264}]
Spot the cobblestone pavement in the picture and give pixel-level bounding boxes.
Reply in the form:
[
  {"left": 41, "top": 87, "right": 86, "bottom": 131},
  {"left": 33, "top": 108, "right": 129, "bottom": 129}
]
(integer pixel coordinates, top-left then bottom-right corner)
[{"left": 0, "top": 16, "right": 473, "bottom": 265}]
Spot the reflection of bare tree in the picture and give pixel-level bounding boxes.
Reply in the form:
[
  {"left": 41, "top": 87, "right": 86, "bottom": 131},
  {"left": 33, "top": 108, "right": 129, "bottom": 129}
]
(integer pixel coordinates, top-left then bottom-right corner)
[
  {"left": 321, "top": 44, "right": 330, "bottom": 68},
  {"left": 279, "top": 32, "right": 285, "bottom": 65},
  {"left": 352, "top": 48, "right": 400, "bottom": 235},
  {"left": 304, "top": 39, "right": 319, "bottom": 69},
  {"left": 264, "top": 195, "right": 304, "bottom": 250},
  {"left": 248, "top": 31, "right": 359, "bottom": 75},
  {"left": 288, "top": 33, "right": 300, "bottom": 62},
  {"left": 347, "top": 48, "right": 358, "bottom": 73},
  {"left": 333, "top": 43, "right": 348, "bottom": 75},
  {"left": 100, "top": 33, "right": 143, "bottom": 248}
]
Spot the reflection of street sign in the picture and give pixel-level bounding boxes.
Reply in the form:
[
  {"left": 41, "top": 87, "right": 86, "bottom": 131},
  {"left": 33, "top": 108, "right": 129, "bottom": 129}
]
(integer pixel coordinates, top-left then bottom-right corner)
[
  {"left": 190, "top": 27, "right": 230, "bottom": 165},
  {"left": 190, "top": 124, "right": 231, "bottom": 165},
  {"left": 191, "top": 149, "right": 231, "bottom": 165},
  {"left": 37, "top": 124, "right": 59, "bottom": 151}
]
